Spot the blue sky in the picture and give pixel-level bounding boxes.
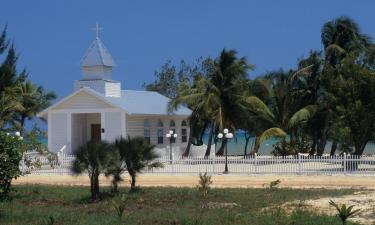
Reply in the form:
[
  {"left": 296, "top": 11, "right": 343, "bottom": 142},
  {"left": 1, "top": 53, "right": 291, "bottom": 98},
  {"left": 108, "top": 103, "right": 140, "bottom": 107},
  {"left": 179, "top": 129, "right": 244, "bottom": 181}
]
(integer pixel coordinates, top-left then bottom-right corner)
[{"left": 2, "top": 1, "right": 375, "bottom": 105}]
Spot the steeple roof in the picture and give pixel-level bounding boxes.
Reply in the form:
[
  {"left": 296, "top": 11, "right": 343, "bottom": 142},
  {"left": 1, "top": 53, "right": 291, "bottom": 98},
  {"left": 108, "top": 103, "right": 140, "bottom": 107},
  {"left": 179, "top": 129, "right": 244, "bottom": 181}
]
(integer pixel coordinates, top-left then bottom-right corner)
[{"left": 81, "top": 37, "right": 116, "bottom": 67}]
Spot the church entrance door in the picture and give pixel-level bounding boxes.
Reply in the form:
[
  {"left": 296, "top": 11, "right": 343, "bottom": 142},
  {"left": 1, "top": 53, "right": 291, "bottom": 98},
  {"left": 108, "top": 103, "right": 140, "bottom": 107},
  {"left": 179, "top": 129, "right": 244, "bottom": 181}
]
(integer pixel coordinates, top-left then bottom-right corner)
[{"left": 91, "top": 124, "right": 101, "bottom": 141}]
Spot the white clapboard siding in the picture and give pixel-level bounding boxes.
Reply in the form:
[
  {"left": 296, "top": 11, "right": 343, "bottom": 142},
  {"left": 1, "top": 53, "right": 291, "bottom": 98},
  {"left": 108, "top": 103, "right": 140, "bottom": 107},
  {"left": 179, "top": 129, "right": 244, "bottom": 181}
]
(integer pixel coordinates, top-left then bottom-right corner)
[
  {"left": 126, "top": 115, "right": 189, "bottom": 149},
  {"left": 54, "top": 91, "right": 114, "bottom": 109},
  {"left": 104, "top": 112, "right": 123, "bottom": 141},
  {"left": 50, "top": 113, "right": 68, "bottom": 153}
]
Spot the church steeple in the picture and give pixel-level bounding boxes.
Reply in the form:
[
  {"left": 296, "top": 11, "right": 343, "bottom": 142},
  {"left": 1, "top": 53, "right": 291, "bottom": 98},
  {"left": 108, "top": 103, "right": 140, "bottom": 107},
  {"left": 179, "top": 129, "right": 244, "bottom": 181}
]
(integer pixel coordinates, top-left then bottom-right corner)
[
  {"left": 74, "top": 23, "right": 121, "bottom": 97},
  {"left": 80, "top": 22, "right": 116, "bottom": 80}
]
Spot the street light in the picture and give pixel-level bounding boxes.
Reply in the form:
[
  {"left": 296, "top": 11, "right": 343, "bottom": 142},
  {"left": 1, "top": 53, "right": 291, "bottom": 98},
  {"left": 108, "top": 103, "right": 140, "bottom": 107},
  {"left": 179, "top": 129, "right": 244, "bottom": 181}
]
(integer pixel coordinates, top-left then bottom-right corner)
[
  {"left": 166, "top": 130, "right": 178, "bottom": 162},
  {"left": 217, "top": 129, "right": 233, "bottom": 174}
]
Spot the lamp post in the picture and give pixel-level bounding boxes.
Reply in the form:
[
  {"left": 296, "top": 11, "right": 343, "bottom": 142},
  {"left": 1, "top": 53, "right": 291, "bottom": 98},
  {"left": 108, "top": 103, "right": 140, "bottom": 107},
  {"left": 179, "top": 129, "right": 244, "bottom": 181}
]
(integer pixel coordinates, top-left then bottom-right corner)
[
  {"left": 217, "top": 128, "right": 233, "bottom": 174},
  {"left": 166, "top": 130, "right": 178, "bottom": 162}
]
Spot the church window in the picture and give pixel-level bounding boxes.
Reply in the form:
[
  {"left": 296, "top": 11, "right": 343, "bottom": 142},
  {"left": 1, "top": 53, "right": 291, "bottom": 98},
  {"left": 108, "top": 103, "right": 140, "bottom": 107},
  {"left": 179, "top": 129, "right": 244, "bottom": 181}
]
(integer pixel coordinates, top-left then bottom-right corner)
[
  {"left": 181, "top": 120, "right": 187, "bottom": 143},
  {"left": 144, "top": 120, "right": 150, "bottom": 144},
  {"left": 157, "top": 120, "right": 164, "bottom": 144}
]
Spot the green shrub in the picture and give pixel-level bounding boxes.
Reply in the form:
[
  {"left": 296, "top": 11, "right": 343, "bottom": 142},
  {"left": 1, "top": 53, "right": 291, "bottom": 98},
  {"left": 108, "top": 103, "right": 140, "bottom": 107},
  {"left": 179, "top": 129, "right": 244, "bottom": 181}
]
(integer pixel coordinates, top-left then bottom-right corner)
[
  {"left": 197, "top": 172, "right": 212, "bottom": 196},
  {"left": 0, "top": 132, "right": 23, "bottom": 201},
  {"left": 111, "top": 193, "right": 129, "bottom": 220},
  {"left": 329, "top": 200, "right": 360, "bottom": 225}
]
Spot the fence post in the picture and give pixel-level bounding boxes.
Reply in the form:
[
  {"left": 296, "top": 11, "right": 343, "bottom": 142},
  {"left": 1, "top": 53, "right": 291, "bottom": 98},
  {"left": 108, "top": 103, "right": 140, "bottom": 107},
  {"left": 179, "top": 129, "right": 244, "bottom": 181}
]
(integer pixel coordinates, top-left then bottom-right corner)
[
  {"left": 254, "top": 153, "right": 258, "bottom": 174},
  {"left": 212, "top": 155, "right": 215, "bottom": 174},
  {"left": 172, "top": 153, "right": 175, "bottom": 174},
  {"left": 343, "top": 153, "right": 347, "bottom": 176},
  {"left": 298, "top": 153, "right": 301, "bottom": 175}
]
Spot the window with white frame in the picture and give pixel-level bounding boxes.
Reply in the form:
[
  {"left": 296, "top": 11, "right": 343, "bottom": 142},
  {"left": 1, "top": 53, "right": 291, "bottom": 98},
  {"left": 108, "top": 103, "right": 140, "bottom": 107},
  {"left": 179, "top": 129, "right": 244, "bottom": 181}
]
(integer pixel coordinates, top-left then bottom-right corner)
[
  {"left": 181, "top": 120, "right": 187, "bottom": 143},
  {"left": 144, "top": 119, "right": 150, "bottom": 144},
  {"left": 157, "top": 120, "right": 163, "bottom": 144}
]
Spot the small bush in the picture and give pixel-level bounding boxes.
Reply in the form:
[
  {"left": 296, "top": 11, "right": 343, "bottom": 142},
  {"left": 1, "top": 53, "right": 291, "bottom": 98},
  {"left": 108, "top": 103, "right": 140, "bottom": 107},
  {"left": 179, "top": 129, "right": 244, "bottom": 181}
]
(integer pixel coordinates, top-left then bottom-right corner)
[
  {"left": 263, "top": 179, "right": 281, "bottom": 190},
  {"left": 272, "top": 138, "right": 310, "bottom": 156},
  {"left": 197, "top": 172, "right": 212, "bottom": 196},
  {"left": 0, "top": 132, "right": 23, "bottom": 201},
  {"left": 329, "top": 200, "right": 360, "bottom": 225},
  {"left": 111, "top": 193, "right": 129, "bottom": 220}
]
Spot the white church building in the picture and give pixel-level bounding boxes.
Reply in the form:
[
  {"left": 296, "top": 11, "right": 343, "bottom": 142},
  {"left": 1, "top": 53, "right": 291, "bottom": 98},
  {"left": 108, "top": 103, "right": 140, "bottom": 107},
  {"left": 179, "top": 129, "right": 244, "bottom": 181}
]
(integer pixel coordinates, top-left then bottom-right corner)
[{"left": 38, "top": 26, "right": 191, "bottom": 155}]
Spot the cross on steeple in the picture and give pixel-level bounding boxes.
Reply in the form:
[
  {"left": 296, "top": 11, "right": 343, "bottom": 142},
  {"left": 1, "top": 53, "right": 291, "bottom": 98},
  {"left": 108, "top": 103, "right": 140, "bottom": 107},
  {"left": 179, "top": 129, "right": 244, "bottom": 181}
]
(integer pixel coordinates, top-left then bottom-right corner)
[{"left": 91, "top": 22, "right": 103, "bottom": 38}]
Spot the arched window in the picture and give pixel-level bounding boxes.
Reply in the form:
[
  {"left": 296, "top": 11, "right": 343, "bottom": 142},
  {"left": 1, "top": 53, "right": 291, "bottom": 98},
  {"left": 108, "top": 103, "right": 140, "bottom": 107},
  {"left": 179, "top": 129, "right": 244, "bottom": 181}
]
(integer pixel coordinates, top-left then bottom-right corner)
[
  {"left": 144, "top": 120, "right": 150, "bottom": 144},
  {"left": 157, "top": 120, "right": 163, "bottom": 144},
  {"left": 181, "top": 120, "right": 187, "bottom": 143}
]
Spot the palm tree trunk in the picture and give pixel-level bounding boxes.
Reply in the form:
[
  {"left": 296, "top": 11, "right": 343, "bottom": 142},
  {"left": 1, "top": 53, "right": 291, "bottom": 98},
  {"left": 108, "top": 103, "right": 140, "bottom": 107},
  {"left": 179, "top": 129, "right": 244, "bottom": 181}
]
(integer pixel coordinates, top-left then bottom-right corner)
[
  {"left": 90, "top": 171, "right": 100, "bottom": 201},
  {"left": 309, "top": 133, "right": 318, "bottom": 155},
  {"left": 20, "top": 115, "right": 26, "bottom": 136},
  {"left": 130, "top": 174, "right": 136, "bottom": 191},
  {"left": 204, "top": 122, "right": 215, "bottom": 157},
  {"left": 243, "top": 134, "right": 251, "bottom": 157},
  {"left": 317, "top": 135, "right": 327, "bottom": 156},
  {"left": 330, "top": 141, "right": 338, "bottom": 156},
  {"left": 216, "top": 138, "right": 227, "bottom": 156},
  {"left": 182, "top": 124, "right": 193, "bottom": 157},
  {"left": 250, "top": 135, "right": 261, "bottom": 154}
]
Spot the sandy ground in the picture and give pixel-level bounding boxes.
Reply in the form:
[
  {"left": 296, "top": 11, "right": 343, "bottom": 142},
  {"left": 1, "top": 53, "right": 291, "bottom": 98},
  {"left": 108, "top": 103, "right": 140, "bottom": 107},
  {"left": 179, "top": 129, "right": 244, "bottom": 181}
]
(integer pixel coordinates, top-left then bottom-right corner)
[
  {"left": 13, "top": 174, "right": 375, "bottom": 224},
  {"left": 282, "top": 191, "right": 375, "bottom": 225},
  {"left": 13, "top": 174, "right": 375, "bottom": 189}
]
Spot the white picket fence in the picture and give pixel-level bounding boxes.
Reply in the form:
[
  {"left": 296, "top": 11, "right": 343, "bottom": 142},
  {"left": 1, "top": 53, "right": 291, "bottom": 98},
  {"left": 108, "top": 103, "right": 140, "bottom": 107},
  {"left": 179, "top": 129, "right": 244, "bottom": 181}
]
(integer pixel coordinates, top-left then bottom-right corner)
[{"left": 20, "top": 152, "right": 375, "bottom": 176}]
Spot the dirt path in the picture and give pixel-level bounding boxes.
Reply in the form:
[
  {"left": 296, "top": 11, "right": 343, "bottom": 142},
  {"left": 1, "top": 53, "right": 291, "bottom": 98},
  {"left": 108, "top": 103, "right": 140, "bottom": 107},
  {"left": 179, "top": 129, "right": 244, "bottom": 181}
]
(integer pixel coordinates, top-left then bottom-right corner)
[
  {"left": 282, "top": 191, "right": 375, "bottom": 225},
  {"left": 14, "top": 174, "right": 375, "bottom": 189}
]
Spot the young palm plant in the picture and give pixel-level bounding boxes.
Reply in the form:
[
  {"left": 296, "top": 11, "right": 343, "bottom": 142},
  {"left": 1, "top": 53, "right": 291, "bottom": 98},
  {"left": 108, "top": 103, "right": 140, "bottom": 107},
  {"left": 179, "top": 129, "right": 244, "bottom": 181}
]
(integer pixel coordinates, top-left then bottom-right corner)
[
  {"left": 114, "top": 136, "right": 163, "bottom": 192},
  {"left": 71, "top": 140, "right": 118, "bottom": 201},
  {"left": 329, "top": 200, "right": 360, "bottom": 225}
]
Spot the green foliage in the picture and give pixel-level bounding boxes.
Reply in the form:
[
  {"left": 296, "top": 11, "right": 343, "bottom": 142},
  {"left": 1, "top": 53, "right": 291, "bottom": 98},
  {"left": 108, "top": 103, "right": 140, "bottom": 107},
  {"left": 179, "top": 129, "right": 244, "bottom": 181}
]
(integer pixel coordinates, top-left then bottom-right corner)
[
  {"left": 111, "top": 193, "right": 130, "bottom": 220},
  {"left": 197, "top": 172, "right": 212, "bottom": 196},
  {"left": 0, "top": 25, "right": 55, "bottom": 132},
  {"left": 0, "top": 132, "right": 23, "bottom": 201},
  {"left": 114, "top": 136, "right": 163, "bottom": 191},
  {"left": 329, "top": 200, "right": 360, "bottom": 225},
  {"left": 71, "top": 140, "right": 118, "bottom": 200},
  {"left": 271, "top": 138, "right": 311, "bottom": 156},
  {"left": 0, "top": 185, "right": 356, "bottom": 225}
]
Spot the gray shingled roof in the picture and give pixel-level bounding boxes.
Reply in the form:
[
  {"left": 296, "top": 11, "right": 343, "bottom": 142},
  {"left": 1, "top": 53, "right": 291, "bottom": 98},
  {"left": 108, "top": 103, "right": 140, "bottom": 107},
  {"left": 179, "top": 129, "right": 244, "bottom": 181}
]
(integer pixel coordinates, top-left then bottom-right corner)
[
  {"left": 81, "top": 37, "right": 116, "bottom": 67},
  {"left": 105, "top": 90, "right": 191, "bottom": 115}
]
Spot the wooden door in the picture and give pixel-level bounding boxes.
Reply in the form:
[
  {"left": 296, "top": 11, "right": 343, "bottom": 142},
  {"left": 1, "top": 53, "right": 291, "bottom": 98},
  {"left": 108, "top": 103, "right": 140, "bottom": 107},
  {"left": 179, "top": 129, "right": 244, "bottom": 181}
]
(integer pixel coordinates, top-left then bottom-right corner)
[{"left": 91, "top": 124, "right": 101, "bottom": 141}]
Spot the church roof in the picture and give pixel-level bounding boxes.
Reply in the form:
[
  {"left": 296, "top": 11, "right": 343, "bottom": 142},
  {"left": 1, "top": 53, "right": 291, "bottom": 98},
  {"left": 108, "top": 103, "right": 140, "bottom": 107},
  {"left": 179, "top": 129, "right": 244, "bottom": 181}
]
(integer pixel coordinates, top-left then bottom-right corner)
[
  {"left": 38, "top": 87, "right": 191, "bottom": 118},
  {"left": 105, "top": 90, "right": 191, "bottom": 115},
  {"left": 81, "top": 37, "right": 116, "bottom": 67}
]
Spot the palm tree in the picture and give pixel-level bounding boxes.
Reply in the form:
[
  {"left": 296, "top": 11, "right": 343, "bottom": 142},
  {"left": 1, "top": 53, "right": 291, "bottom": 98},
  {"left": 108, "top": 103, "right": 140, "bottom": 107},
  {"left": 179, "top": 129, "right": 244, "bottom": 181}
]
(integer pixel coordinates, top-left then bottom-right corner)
[
  {"left": 329, "top": 200, "right": 360, "bottom": 225},
  {"left": 320, "top": 17, "right": 372, "bottom": 155},
  {"left": 246, "top": 71, "right": 317, "bottom": 154},
  {"left": 71, "top": 140, "right": 117, "bottom": 201},
  {"left": 0, "top": 91, "right": 23, "bottom": 130},
  {"left": 171, "top": 49, "right": 255, "bottom": 156},
  {"left": 322, "top": 16, "right": 370, "bottom": 68},
  {"left": 114, "top": 136, "right": 163, "bottom": 192},
  {"left": 13, "top": 80, "right": 56, "bottom": 135}
]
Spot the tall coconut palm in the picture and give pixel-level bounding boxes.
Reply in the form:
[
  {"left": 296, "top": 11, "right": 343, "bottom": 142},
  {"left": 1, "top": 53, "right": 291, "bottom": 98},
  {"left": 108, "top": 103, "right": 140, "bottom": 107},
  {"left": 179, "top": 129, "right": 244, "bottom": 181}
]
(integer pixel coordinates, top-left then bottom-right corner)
[
  {"left": 322, "top": 16, "right": 371, "bottom": 67},
  {"left": 170, "top": 49, "right": 255, "bottom": 156},
  {"left": 320, "top": 17, "right": 371, "bottom": 155},
  {"left": 246, "top": 71, "right": 317, "bottom": 154},
  {"left": 0, "top": 91, "right": 23, "bottom": 129},
  {"left": 13, "top": 80, "right": 56, "bottom": 134}
]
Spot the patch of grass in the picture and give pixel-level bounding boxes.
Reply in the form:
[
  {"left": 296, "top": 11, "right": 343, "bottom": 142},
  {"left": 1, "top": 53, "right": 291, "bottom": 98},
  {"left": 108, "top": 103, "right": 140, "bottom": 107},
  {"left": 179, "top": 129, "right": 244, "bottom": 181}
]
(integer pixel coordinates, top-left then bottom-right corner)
[{"left": 0, "top": 185, "right": 360, "bottom": 225}]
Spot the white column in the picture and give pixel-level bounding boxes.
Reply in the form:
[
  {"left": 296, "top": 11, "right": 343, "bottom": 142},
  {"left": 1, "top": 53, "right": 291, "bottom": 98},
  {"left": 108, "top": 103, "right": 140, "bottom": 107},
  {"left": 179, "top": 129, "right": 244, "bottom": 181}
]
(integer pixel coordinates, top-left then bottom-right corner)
[
  {"left": 101, "top": 111, "right": 106, "bottom": 140},
  {"left": 121, "top": 112, "right": 127, "bottom": 137},
  {"left": 67, "top": 113, "right": 72, "bottom": 153},
  {"left": 47, "top": 112, "right": 52, "bottom": 151}
]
